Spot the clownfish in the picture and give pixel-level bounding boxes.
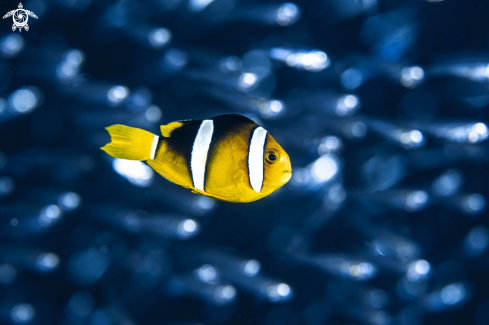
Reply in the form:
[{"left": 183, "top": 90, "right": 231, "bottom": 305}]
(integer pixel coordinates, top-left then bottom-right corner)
[{"left": 101, "top": 114, "right": 292, "bottom": 203}]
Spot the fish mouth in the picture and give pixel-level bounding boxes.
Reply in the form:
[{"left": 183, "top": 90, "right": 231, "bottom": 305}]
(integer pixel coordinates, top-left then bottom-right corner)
[{"left": 283, "top": 170, "right": 292, "bottom": 174}]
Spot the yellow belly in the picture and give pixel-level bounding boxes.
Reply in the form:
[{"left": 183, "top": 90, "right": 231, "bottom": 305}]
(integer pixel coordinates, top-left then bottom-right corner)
[{"left": 147, "top": 133, "right": 271, "bottom": 203}]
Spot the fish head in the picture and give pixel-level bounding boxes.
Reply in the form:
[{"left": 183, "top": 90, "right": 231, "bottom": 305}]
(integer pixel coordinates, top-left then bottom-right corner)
[{"left": 261, "top": 133, "right": 292, "bottom": 193}]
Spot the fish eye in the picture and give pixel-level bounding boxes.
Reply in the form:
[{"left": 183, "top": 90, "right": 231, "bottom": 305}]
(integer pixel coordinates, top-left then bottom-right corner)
[{"left": 265, "top": 150, "right": 279, "bottom": 164}]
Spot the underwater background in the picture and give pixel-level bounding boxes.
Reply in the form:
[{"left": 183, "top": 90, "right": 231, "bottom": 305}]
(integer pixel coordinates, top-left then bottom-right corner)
[{"left": 0, "top": 0, "right": 488, "bottom": 324}]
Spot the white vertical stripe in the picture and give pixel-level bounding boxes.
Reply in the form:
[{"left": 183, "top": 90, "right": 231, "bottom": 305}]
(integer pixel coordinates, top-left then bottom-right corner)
[
  {"left": 191, "top": 120, "right": 214, "bottom": 191},
  {"left": 248, "top": 127, "right": 268, "bottom": 192},
  {"left": 150, "top": 135, "right": 159, "bottom": 159}
]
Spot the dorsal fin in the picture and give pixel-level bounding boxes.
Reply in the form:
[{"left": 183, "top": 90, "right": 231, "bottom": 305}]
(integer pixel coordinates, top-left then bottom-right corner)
[{"left": 160, "top": 121, "right": 184, "bottom": 137}]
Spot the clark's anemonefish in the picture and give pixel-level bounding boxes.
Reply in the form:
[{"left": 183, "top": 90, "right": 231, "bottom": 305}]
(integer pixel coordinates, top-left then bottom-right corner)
[{"left": 101, "top": 114, "right": 292, "bottom": 203}]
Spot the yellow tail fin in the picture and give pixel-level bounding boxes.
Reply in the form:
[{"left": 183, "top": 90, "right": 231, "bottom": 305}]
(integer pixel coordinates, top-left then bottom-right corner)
[{"left": 101, "top": 124, "right": 157, "bottom": 161}]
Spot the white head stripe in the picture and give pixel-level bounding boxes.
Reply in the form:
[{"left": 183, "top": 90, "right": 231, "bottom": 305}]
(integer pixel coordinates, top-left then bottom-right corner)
[
  {"left": 248, "top": 127, "right": 268, "bottom": 192},
  {"left": 191, "top": 120, "right": 214, "bottom": 191},
  {"left": 150, "top": 135, "right": 159, "bottom": 160}
]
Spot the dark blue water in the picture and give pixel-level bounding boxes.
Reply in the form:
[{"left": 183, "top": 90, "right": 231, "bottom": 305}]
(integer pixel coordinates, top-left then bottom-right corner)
[{"left": 0, "top": 0, "right": 488, "bottom": 324}]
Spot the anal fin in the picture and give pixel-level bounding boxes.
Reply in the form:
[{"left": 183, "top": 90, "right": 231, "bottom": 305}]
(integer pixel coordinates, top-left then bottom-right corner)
[
  {"left": 147, "top": 159, "right": 193, "bottom": 189},
  {"left": 191, "top": 189, "right": 232, "bottom": 202}
]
